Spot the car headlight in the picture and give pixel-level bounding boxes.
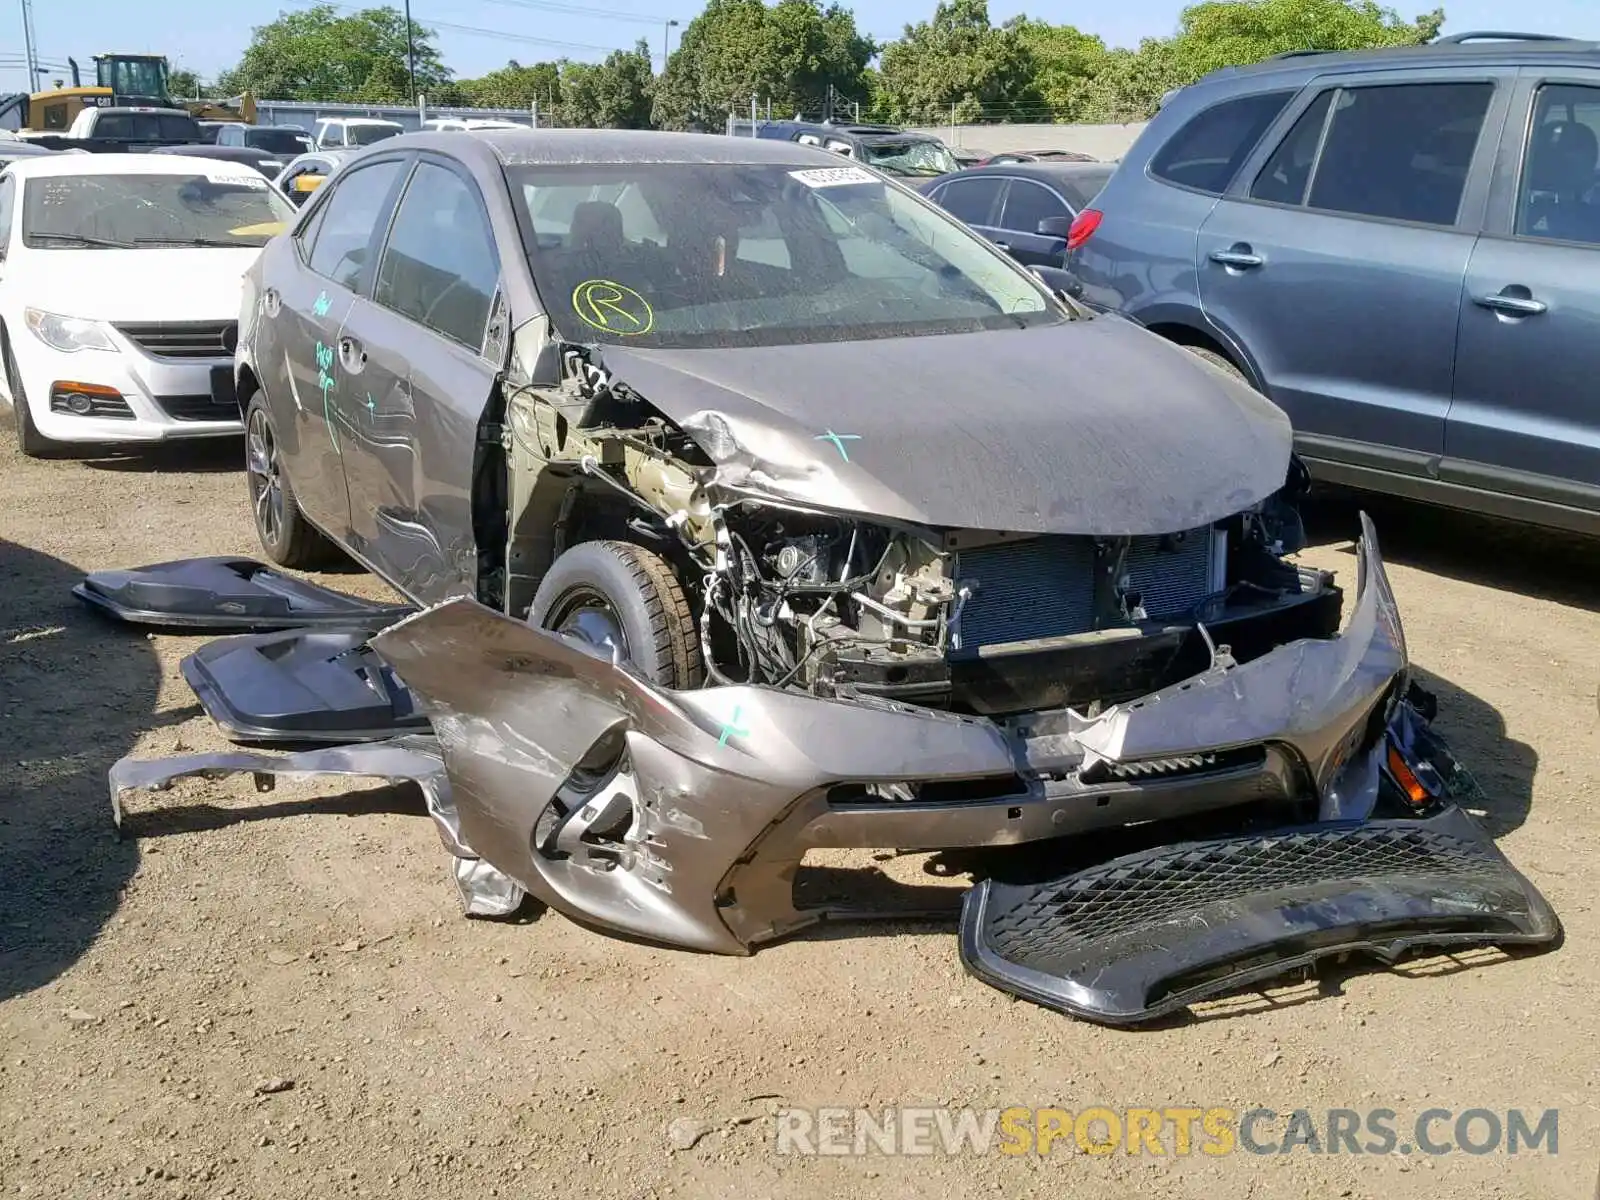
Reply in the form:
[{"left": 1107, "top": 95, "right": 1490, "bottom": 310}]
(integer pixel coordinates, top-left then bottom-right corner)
[{"left": 23, "top": 308, "right": 115, "bottom": 353}]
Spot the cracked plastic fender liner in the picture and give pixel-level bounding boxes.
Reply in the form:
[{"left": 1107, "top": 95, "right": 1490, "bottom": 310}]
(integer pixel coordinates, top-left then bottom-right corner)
[{"left": 106, "top": 737, "right": 524, "bottom": 917}]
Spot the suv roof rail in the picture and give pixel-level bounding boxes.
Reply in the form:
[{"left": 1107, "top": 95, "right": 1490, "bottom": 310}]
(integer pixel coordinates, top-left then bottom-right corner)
[
  {"left": 1432, "top": 31, "right": 1582, "bottom": 44},
  {"left": 1267, "top": 48, "right": 1335, "bottom": 60}
]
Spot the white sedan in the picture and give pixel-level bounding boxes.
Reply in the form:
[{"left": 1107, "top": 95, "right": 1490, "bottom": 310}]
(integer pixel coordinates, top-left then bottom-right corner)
[{"left": 0, "top": 153, "right": 296, "bottom": 455}]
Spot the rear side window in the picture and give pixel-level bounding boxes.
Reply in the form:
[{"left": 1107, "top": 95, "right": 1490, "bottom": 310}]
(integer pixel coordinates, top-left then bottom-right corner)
[
  {"left": 1150, "top": 90, "right": 1296, "bottom": 194},
  {"left": 1306, "top": 83, "right": 1492, "bottom": 226},
  {"left": 933, "top": 176, "right": 1003, "bottom": 224},
  {"left": 305, "top": 159, "right": 404, "bottom": 292},
  {"left": 1252, "top": 92, "right": 1334, "bottom": 205}
]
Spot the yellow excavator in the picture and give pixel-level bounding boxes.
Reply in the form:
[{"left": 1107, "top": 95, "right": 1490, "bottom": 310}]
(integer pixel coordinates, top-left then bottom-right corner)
[{"left": 2, "top": 52, "right": 255, "bottom": 134}]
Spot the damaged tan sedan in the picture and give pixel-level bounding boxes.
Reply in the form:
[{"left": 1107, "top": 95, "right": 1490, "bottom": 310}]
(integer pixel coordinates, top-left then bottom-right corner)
[{"left": 86, "top": 130, "right": 1558, "bottom": 1025}]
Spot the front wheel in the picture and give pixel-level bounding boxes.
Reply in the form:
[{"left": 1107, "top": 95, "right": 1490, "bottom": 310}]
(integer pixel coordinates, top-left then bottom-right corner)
[
  {"left": 5, "top": 339, "right": 55, "bottom": 458},
  {"left": 528, "top": 541, "right": 703, "bottom": 689},
  {"left": 244, "top": 392, "right": 340, "bottom": 568}
]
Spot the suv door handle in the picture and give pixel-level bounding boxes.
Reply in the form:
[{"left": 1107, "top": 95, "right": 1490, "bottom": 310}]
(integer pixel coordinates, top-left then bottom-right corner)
[
  {"left": 992, "top": 240, "right": 1012, "bottom": 252},
  {"left": 1209, "top": 246, "right": 1264, "bottom": 269},
  {"left": 338, "top": 337, "right": 367, "bottom": 372},
  {"left": 1475, "top": 290, "right": 1547, "bottom": 317}
]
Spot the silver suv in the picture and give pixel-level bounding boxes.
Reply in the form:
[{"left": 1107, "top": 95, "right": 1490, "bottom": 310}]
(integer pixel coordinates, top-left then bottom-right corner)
[{"left": 1072, "top": 32, "right": 1600, "bottom": 536}]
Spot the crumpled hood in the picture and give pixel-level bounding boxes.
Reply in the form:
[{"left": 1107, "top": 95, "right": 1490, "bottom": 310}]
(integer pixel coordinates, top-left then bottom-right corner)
[
  {"left": 10, "top": 248, "right": 264, "bottom": 324},
  {"left": 598, "top": 318, "right": 1293, "bottom": 535}
]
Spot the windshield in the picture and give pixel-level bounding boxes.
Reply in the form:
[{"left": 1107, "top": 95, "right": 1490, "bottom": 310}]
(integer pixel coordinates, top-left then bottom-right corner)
[
  {"left": 510, "top": 162, "right": 1058, "bottom": 350},
  {"left": 348, "top": 123, "right": 402, "bottom": 146},
  {"left": 97, "top": 57, "right": 169, "bottom": 100},
  {"left": 245, "top": 128, "right": 312, "bottom": 154},
  {"left": 860, "top": 139, "right": 959, "bottom": 177},
  {"left": 21, "top": 172, "right": 296, "bottom": 249}
]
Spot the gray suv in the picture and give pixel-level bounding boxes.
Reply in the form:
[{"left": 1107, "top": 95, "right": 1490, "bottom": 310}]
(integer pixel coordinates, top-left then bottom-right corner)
[{"left": 1072, "top": 32, "right": 1600, "bottom": 535}]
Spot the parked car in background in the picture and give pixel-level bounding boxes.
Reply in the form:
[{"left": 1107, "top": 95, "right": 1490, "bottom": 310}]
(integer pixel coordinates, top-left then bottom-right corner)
[
  {"left": 312, "top": 118, "right": 404, "bottom": 150},
  {"left": 422, "top": 117, "right": 528, "bottom": 132},
  {"left": 925, "top": 161, "right": 1116, "bottom": 270},
  {"left": 950, "top": 146, "right": 989, "bottom": 168},
  {"left": 148, "top": 143, "right": 282, "bottom": 177},
  {"left": 271, "top": 149, "right": 355, "bottom": 205},
  {"left": 0, "top": 154, "right": 295, "bottom": 455},
  {"left": 197, "top": 120, "right": 226, "bottom": 144},
  {"left": 0, "top": 134, "right": 62, "bottom": 169},
  {"left": 215, "top": 123, "right": 314, "bottom": 159},
  {"left": 981, "top": 149, "right": 1100, "bottom": 164},
  {"left": 1071, "top": 31, "right": 1600, "bottom": 536},
  {"left": 732, "top": 120, "right": 961, "bottom": 179}
]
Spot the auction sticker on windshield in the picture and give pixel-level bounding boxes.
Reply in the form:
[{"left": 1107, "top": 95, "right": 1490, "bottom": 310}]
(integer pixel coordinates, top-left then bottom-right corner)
[{"left": 789, "top": 166, "right": 878, "bottom": 188}]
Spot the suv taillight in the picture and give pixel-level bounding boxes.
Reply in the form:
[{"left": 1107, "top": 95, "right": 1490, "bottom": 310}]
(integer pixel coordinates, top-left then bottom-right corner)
[{"left": 1067, "top": 208, "right": 1103, "bottom": 251}]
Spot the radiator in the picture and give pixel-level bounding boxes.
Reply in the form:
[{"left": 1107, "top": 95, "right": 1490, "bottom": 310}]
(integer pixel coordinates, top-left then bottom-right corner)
[{"left": 953, "top": 527, "right": 1218, "bottom": 651}]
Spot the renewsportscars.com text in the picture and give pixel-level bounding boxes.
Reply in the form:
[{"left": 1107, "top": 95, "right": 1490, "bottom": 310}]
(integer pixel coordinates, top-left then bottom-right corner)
[{"left": 774, "top": 1106, "right": 1559, "bottom": 1157}]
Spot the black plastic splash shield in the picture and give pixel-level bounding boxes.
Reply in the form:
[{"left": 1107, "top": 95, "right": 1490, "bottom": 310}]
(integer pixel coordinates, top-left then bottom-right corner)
[
  {"left": 181, "top": 628, "right": 428, "bottom": 745},
  {"left": 73, "top": 557, "right": 412, "bottom": 632},
  {"left": 959, "top": 806, "right": 1559, "bottom": 1026}
]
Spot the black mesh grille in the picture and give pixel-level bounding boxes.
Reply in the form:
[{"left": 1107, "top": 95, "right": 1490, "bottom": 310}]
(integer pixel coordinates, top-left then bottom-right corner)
[
  {"left": 115, "top": 321, "right": 237, "bottom": 359},
  {"left": 153, "top": 395, "right": 238, "bottom": 422},
  {"left": 989, "top": 825, "right": 1493, "bottom": 965}
]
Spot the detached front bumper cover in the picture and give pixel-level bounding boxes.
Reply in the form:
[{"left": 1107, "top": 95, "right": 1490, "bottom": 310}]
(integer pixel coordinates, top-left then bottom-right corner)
[{"left": 959, "top": 805, "right": 1560, "bottom": 1026}]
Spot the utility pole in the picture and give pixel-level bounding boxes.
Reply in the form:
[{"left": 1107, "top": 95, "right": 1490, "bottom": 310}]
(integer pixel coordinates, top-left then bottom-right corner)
[
  {"left": 20, "top": 0, "right": 41, "bottom": 92},
  {"left": 402, "top": 0, "right": 417, "bottom": 102},
  {"left": 663, "top": 18, "right": 678, "bottom": 68}
]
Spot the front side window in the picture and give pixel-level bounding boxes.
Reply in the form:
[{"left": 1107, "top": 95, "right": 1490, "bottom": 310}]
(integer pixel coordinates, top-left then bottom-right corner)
[
  {"left": 1305, "top": 82, "right": 1492, "bottom": 226},
  {"left": 304, "top": 160, "right": 404, "bottom": 290},
  {"left": 510, "top": 162, "right": 1059, "bottom": 350},
  {"left": 999, "top": 179, "right": 1069, "bottom": 232},
  {"left": 1516, "top": 83, "right": 1600, "bottom": 246},
  {"left": 1150, "top": 90, "right": 1296, "bottom": 194},
  {"left": 20, "top": 171, "right": 294, "bottom": 250},
  {"left": 375, "top": 162, "right": 499, "bottom": 348}
]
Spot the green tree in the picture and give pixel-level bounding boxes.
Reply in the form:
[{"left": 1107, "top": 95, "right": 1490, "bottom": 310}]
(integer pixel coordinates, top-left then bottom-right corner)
[
  {"left": 1172, "top": 0, "right": 1444, "bottom": 78},
  {"left": 167, "top": 67, "right": 205, "bottom": 100},
  {"left": 458, "top": 59, "right": 563, "bottom": 111},
  {"left": 560, "top": 42, "right": 655, "bottom": 128},
  {"left": 652, "top": 0, "right": 874, "bottom": 131},
  {"left": 1007, "top": 18, "right": 1109, "bottom": 121},
  {"left": 1076, "top": 38, "right": 1186, "bottom": 123},
  {"left": 874, "top": 0, "right": 1036, "bottom": 125},
  {"left": 214, "top": 4, "right": 452, "bottom": 103}
]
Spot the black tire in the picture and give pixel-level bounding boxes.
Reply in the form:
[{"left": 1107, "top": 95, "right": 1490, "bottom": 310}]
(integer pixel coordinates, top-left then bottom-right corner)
[
  {"left": 4, "top": 338, "right": 55, "bottom": 458},
  {"left": 243, "top": 391, "right": 341, "bottom": 569},
  {"left": 529, "top": 541, "right": 703, "bottom": 689},
  {"left": 1181, "top": 343, "right": 1252, "bottom": 387}
]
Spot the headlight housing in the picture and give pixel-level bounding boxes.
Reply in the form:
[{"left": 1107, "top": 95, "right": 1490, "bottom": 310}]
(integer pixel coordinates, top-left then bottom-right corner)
[{"left": 23, "top": 308, "right": 115, "bottom": 354}]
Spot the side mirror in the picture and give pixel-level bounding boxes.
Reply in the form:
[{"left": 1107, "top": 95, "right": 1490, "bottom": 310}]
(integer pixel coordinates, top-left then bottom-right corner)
[
  {"left": 1036, "top": 214, "right": 1073, "bottom": 239},
  {"left": 1030, "top": 264, "right": 1085, "bottom": 301}
]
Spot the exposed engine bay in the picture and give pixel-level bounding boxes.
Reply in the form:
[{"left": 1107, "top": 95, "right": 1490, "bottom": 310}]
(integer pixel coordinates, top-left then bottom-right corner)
[{"left": 492, "top": 345, "right": 1332, "bottom": 718}]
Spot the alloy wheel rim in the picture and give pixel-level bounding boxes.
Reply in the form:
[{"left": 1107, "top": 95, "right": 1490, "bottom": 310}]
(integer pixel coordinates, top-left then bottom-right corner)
[{"left": 246, "top": 409, "right": 284, "bottom": 546}]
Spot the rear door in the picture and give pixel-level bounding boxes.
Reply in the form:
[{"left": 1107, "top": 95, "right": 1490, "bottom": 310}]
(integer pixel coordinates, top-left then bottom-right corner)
[
  {"left": 992, "top": 176, "right": 1073, "bottom": 267},
  {"left": 1196, "top": 71, "right": 1513, "bottom": 476},
  {"left": 1446, "top": 72, "right": 1600, "bottom": 519},
  {"left": 271, "top": 155, "right": 409, "bottom": 540},
  {"left": 340, "top": 156, "right": 504, "bottom": 603}
]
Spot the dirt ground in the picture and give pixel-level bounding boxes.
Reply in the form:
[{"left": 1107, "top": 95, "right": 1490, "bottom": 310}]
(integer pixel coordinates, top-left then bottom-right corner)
[{"left": 1, "top": 429, "right": 1597, "bottom": 1200}]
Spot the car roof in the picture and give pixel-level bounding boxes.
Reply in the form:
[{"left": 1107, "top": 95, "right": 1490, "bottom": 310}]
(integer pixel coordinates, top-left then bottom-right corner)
[
  {"left": 2, "top": 152, "right": 264, "bottom": 179},
  {"left": 939, "top": 162, "right": 1115, "bottom": 184},
  {"left": 1198, "top": 33, "right": 1600, "bottom": 90},
  {"left": 355, "top": 127, "right": 868, "bottom": 169},
  {"left": 320, "top": 117, "right": 404, "bottom": 126}
]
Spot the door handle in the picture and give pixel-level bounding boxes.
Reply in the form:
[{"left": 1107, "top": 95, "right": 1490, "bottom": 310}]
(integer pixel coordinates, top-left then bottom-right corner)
[
  {"left": 338, "top": 337, "right": 367, "bottom": 372},
  {"left": 993, "top": 240, "right": 1012, "bottom": 252},
  {"left": 1475, "top": 290, "right": 1547, "bottom": 317},
  {"left": 1209, "top": 246, "right": 1264, "bottom": 269}
]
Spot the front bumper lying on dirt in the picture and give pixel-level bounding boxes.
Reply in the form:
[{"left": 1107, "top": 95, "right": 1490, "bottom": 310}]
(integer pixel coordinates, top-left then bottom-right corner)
[{"left": 103, "top": 515, "right": 1560, "bottom": 1020}]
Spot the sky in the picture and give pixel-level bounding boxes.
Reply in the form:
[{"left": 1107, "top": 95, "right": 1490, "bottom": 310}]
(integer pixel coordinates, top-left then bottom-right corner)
[{"left": 8, "top": 0, "right": 1600, "bottom": 93}]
